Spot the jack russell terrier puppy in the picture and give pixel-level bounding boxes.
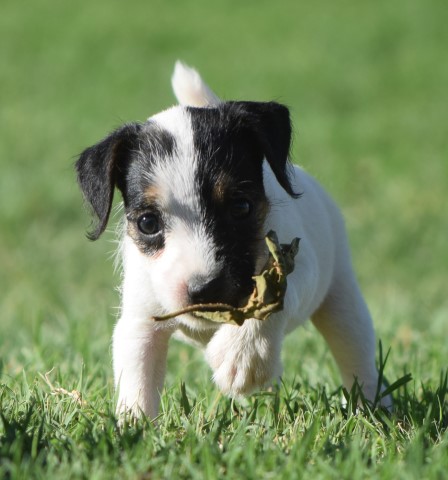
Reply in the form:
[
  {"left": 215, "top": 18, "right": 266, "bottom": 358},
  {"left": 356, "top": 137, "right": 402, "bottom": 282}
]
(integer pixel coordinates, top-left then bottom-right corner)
[{"left": 76, "top": 62, "right": 391, "bottom": 418}]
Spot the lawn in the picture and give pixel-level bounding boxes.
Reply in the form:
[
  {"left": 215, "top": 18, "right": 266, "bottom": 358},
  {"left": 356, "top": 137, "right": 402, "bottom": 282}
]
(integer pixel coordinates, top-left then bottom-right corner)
[{"left": 0, "top": 0, "right": 447, "bottom": 478}]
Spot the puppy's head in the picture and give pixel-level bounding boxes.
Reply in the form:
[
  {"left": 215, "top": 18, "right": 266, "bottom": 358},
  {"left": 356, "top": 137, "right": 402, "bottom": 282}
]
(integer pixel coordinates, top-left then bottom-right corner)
[{"left": 76, "top": 101, "right": 298, "bottom": 325}]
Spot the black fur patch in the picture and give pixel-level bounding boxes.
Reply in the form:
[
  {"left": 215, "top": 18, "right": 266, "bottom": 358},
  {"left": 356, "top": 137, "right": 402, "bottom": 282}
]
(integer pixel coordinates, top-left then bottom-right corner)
[
  {"left": 121, "top": 123, "right": 178, "bottom": 255},
  {"left": 186, "top": 101, "right": 296, "bottom": 305},
  {"left": 76, "top": 122, "right": 175, "bottom": 242}
]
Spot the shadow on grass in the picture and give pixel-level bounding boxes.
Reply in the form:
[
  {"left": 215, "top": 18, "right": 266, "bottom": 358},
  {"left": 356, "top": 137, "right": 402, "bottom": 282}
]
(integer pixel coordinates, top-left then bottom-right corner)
[{"left": 0, "top": 363, "right": 446, "bottom": 476}]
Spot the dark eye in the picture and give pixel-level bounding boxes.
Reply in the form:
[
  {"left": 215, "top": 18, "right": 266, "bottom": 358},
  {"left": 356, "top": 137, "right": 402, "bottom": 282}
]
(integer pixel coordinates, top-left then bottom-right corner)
[
  {"left": 137, "top": 213, "right": 161, "bottom": 235},
  {"left": 229, "top": 198, "right": 252, "bottom": 219}
]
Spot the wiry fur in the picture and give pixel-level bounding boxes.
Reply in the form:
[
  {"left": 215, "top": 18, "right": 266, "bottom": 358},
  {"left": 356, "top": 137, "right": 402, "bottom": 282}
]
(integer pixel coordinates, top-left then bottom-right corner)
[{"left": 76, "top": 62, "right": 391, "bottom": 419}]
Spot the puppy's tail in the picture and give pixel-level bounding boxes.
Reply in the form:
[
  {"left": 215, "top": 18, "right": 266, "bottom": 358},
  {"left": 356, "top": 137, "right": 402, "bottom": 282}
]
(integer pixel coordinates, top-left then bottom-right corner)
[{"left": 171, "top": 61, "right": 221, "bottom": 107}]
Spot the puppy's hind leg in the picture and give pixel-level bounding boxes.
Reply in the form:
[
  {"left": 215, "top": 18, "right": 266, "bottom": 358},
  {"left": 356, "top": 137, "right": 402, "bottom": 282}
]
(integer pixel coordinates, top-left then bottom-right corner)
[{"left": 311, "top": 268, "right": 392, "bottom": 409}]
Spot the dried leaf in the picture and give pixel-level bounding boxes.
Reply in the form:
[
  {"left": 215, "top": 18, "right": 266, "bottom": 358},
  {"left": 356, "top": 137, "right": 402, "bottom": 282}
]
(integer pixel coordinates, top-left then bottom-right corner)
[
  {"left": 39, "top": 368, "right": 88, "bottom": 407},
  {"left": 153, "top": 231, "right": 300, "bottom": 326}
]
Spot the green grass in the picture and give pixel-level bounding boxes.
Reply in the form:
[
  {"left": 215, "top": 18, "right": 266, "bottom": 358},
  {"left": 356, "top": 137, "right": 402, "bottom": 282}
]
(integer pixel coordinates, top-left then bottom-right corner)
[{"left": 1, "top": 0, "right": 447, "bottom": 478}]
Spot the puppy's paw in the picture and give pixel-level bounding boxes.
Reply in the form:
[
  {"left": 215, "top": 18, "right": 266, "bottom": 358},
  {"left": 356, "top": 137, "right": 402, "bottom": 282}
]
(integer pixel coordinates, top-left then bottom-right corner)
[{"left": 205, "top": 323, "right": 283, "bottom": 397}]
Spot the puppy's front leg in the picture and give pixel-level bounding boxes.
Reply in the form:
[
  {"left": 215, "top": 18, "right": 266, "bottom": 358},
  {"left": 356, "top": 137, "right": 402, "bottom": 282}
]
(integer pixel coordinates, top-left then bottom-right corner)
[
  {"left": 205, "top": 317, "right": 285, "bottom": 397},
  {"left": 113, "top": 318, "right": 172, "bottom": 418}
]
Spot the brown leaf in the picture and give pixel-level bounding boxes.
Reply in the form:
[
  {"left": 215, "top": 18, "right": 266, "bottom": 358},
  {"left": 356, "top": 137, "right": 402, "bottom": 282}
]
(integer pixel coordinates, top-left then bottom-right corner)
[{"left": 153, "top": 231, "right": 300, "bottom": 326}]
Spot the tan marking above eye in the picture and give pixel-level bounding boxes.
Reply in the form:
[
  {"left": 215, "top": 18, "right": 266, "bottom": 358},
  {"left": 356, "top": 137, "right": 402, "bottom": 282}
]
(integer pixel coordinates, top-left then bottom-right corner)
[
  {"left": 212, "top": 175, "right": 233, "bottom": 203},
  {"left": 144, "top": 184, "right": 163, "bottom": 204}
]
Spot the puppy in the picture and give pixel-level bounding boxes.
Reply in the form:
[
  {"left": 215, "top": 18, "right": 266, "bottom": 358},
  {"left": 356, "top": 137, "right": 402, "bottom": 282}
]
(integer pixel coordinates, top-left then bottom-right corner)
[{"left": 76, "top": 62, "right": 391, "bottom": 418}]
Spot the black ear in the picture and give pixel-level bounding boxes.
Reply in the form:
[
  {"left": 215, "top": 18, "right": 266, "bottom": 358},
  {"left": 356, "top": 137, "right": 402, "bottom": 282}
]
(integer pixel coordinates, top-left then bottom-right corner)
[
  {"left": 233, "top": 101, "right": 300, "bottom": 198},
  {"left": 76, "top": 123, "right": 141, "bottom": 240}
]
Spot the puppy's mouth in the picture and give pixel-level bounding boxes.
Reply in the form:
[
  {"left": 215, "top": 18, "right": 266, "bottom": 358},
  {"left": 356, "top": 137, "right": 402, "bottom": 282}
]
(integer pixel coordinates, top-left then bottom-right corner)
[
  {"left": 187, "top": 289, "right": 252, "bottom": 318},
  {"left": 188, "top": 293, "right": 251, "bottom": 318},
  {"left": 153, "top": 283, "right": 254, "bottom": 325},
  {"left": 176, "top": 285, "right": 257, "bottom": 327}
]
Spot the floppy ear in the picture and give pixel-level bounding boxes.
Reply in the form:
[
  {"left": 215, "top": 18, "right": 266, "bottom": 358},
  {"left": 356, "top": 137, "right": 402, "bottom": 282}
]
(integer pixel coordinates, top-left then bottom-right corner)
[
  {"left": 234, "top": 101, "right": 300, "bottom": 198},
  {"left": 76, "top": 123, "right": 141, "bottom": 240}
]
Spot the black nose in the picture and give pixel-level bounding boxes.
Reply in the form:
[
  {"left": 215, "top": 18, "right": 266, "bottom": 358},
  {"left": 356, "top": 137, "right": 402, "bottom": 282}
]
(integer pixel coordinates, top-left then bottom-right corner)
[{"left": 187, "top": 274, "right": 226, "bottom": 305}]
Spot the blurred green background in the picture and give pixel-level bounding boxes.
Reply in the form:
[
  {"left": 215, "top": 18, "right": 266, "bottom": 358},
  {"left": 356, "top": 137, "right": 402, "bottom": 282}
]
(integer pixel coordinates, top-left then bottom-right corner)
[{"left": 0, "top": 0, "right": 446, "bottom": 393}]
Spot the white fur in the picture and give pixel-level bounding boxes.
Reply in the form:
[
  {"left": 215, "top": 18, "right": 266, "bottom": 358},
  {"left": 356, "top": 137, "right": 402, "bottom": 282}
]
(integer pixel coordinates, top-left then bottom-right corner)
[
  {"left": 171, "top": 61, "right": 221, "bottom": 107},
  {"left": 113, "top": 63, "right": 391, "bottom": 418}
]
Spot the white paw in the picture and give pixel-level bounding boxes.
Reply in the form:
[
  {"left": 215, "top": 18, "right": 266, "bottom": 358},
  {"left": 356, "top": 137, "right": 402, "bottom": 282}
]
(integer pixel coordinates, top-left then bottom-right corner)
[{"left": 205, "top": 323, "right": 283, "bottom": 397}]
